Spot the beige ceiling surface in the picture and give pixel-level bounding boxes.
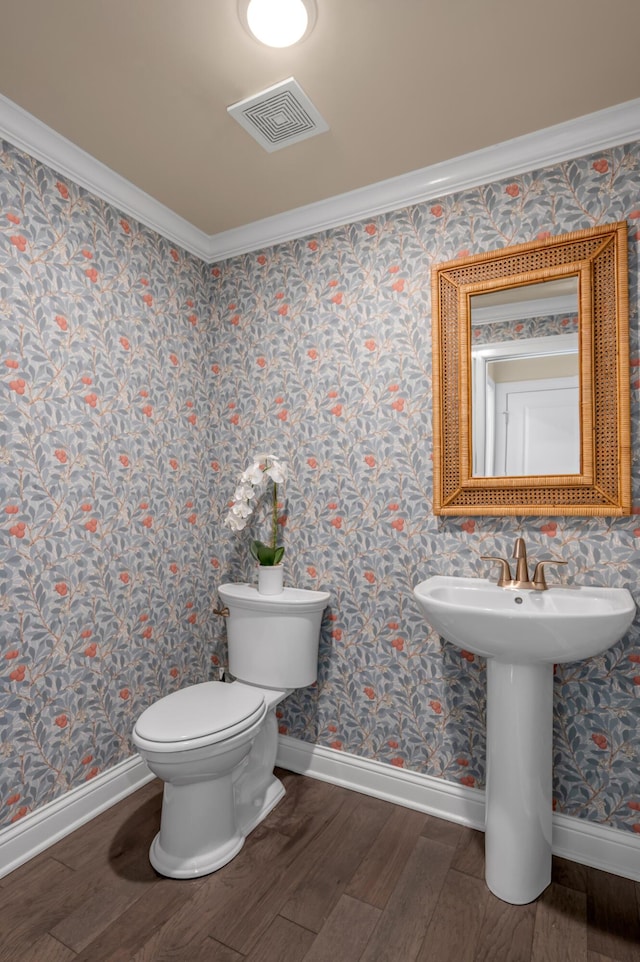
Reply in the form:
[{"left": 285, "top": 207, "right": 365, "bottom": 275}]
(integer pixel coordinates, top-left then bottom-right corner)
[{"left": 0, "top": 0, "right": 639, "bottom": 236}]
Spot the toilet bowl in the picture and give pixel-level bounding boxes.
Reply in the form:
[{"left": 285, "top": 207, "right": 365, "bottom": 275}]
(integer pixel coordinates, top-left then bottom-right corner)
[{"left": 132, "top": 582, "right": 329, "bottom": 878}]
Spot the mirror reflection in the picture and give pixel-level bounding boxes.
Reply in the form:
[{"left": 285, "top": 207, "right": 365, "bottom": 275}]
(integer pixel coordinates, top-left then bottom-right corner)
[
  {"left": 431, "top": 221, "right": 629, "bottom": 516},
  {"left": 470, "top": 277, "right": 579, "bottom": 477}
]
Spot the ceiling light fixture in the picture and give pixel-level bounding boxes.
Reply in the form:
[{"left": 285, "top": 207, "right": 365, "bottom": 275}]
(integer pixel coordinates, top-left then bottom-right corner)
[{"left": 238, "top": 0, "right": 317, "bottom": 48}]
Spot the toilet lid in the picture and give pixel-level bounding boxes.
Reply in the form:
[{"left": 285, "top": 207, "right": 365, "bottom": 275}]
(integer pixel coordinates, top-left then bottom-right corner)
[
  {"left": 219, "top": 582, "right": 330, "bottom": 613},
  {"left": 134, "top": 681, "right": 265, "bottom": 745}
]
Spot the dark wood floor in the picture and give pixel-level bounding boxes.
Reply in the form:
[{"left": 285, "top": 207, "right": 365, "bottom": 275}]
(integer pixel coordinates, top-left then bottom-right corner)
[{"left": 1, "top": 771, "right": 639, "bottom": 962}]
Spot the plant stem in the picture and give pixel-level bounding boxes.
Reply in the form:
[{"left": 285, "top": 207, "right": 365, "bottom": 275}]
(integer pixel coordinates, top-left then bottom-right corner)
[{"left": 271, "top": 481, "right": 278, "bottom": 551}]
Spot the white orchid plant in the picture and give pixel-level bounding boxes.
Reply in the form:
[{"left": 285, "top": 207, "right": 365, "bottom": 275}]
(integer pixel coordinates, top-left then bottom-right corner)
[{"left": 225, "top": 454, "right": 288, "bottom": 566}]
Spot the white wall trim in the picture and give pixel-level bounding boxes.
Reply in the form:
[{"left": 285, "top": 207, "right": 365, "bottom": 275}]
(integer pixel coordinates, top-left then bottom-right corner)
[
  {"left": 277, "top": 733, "right": 486, "bottom": 830},
  {"left": 0, "top": 755, "right": 153, "bottom": 880},
  {"left": 205, "top": 98, "right": 640, "bottom": 261},
  {"left": 0, "top": 95, "right": 211, "bottom": 261},
  {"left": 3, "top": 738, "right": 639, "bottom": 884},
  {"left": 551, "top": 812, "right": 640, "bottom": 883},
  {"left": 277, "top": 735, "right": 640, "bottom": 884},
  {"left": 1, "top": 93, "right": 639, "bottom": 265}
]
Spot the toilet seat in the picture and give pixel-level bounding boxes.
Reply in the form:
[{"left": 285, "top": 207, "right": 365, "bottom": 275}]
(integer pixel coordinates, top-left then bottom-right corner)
[{"left": 133, "top": 681, "right": 266, "bottom": 753}]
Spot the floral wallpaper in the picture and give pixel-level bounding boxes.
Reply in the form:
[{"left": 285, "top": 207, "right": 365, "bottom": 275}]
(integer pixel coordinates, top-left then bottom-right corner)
[
  {"left": 1, "top": 133, "right": 640, "bottom": 836},
  {"left": 0, "top": 141, "right": 220, "bottom": 827},
  {"left": 473, "top": 311, "right": 579, "bottom": 345},
  {"left": 210, "top": 144, "right": 640, "bottom": 834}
]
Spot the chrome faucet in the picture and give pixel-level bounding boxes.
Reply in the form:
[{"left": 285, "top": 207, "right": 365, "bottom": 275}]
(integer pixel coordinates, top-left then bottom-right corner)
[{"left": 481, "top": 537, "right": 567, "bottom": 590}]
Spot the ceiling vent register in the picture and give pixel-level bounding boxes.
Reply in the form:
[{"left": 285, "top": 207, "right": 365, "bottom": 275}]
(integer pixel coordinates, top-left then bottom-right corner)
[{"left": 227, "top": 77, "right": 329, "bottom": 152}]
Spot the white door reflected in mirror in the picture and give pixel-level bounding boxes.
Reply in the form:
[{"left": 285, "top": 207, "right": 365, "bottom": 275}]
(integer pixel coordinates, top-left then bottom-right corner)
[
  {"left": 470, "top": 277, "right": 580, "bottom": 478},
  {"left": 495, "top": 377, "right": 579, "bottom": 476}
]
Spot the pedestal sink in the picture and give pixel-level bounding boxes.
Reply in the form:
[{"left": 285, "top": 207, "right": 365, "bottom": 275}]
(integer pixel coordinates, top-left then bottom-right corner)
[{"left": 413, "top": 575, "right": 636, "bottom": 904}]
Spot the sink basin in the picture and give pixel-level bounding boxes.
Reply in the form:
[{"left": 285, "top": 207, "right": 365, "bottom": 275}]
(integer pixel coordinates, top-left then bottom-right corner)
[
  {"left": 413, "top": 573, "right": 635, "bottom": 906},
  {"left": 413, "top": 575, "right": 636, "bottom": 664}
]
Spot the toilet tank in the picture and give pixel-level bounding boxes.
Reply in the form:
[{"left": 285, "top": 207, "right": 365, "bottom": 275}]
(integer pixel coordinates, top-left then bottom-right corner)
[{"left": 218, "top": 583, "right": 330, "bottom": 689}]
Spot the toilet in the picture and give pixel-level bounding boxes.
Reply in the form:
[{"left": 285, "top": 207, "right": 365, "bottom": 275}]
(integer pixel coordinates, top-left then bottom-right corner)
[{"left": 132, "top": 582, "right": 329, "bottom": 879}]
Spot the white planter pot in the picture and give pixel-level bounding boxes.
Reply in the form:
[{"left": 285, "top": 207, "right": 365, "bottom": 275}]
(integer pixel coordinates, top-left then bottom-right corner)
[{"left": 257, "top": 564, "right": 284, "bottom": 595}]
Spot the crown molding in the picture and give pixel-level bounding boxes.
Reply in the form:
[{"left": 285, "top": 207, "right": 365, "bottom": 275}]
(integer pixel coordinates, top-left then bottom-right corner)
[
  {"left": 207, "top": 98, "right": 640, "bottom": 262},
  {"left": 1, "top": 93, "right": 639, "bottom": 265},
  {"left": 0, "top": 94, "right": 211, "bottom": 260},
  {"left": 472, "top": 293, "right": 576, "bottom": 327}
]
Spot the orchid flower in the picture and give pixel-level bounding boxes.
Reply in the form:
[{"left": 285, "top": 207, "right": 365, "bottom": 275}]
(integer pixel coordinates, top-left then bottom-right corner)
[{"left": 225, "top": 454, "right": 288, "bottom": 565}]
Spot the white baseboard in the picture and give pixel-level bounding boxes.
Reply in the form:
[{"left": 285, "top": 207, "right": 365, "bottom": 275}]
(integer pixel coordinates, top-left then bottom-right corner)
[
  {"left": 277, "top": 735, "right": 640, "bottom": 884},
  {"left": 551, "top": 812, "right": 640, "bottom": 882},
  {"left": 0, "top": 755, "right": 154, "bottom": 880},
  {"left": 277, "top": 733, "right": 486, "bottom": 830},
  {"left": 4, "top": 738, "right": 639, "bottom": 885}
]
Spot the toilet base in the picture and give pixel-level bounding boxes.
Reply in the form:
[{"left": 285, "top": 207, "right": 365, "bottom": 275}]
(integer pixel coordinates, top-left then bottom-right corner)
[
  {"left": 148, "top": 771, "right": 285, "bottom": 878},
  {"left": 149, "top": 828, "right": 245, "bottom": 879},
  {"left": 237, "top": 771, "right": 285, "bottom": 837}
]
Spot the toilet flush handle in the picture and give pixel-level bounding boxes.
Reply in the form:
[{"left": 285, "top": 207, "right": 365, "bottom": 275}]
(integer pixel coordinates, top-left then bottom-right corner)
[{"left": 213, "top": 603, "right": 230, "bottom": 617}]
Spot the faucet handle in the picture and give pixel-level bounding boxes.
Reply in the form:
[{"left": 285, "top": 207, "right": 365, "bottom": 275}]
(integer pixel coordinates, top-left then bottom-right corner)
[
  {"left": 532, "top": 559, "right": 567, "bottom": 590},
  {"left": 480, "top": 556, "right": 513, "bottom": 586}
]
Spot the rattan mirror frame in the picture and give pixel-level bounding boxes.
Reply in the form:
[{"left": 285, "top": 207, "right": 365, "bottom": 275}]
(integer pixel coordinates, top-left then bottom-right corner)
[{"left": 431, "top": 222, "right": 630, "bottom": 516}]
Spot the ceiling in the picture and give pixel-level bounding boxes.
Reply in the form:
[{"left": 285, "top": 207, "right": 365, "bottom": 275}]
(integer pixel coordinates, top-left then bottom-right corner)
[{"left": 1, "top": 0, "right": 639, "bottom": 238}]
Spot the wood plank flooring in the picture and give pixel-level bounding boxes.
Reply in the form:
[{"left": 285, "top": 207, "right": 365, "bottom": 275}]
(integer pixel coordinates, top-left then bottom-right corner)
[{"left": 1, "top": 771, "right": 639, "bottom": 961}]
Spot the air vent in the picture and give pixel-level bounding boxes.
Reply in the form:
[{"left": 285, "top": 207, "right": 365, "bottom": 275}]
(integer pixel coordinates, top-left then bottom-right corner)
[{"left": 227, "top": 77, "right": 329, "bottom": 152}]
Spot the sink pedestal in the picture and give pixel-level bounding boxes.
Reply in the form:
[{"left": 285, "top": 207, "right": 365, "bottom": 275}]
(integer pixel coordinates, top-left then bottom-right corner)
[
  {"left": 485, "top": 660, "right": 554, "bottom": 904},
  {"left": 414, "top": 574, "right": 636, "bottom": 904}
]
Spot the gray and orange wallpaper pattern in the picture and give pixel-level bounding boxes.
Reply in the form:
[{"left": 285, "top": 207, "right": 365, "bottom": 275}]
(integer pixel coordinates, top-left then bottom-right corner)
[{"left": 1, "top": 135, "right": 640, "bottom": 835}]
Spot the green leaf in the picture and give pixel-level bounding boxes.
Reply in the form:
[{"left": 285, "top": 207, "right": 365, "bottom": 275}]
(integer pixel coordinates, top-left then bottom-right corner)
[
  {"left": 250, "top": 540, "right": 261, "bottom": 563},
  {"left": 250, "top": 540, "right": 285, "bottom": 566}
]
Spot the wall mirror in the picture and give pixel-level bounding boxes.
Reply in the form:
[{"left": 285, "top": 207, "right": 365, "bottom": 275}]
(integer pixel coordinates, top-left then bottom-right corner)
[{"left": 431, "top": 222, "right": 630, "bottom": 515}]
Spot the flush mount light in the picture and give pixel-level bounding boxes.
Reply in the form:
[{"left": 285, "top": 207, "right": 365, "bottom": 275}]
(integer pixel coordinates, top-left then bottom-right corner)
[{"left": 238, "top": 0, "right": 317, "bottom": 48}]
